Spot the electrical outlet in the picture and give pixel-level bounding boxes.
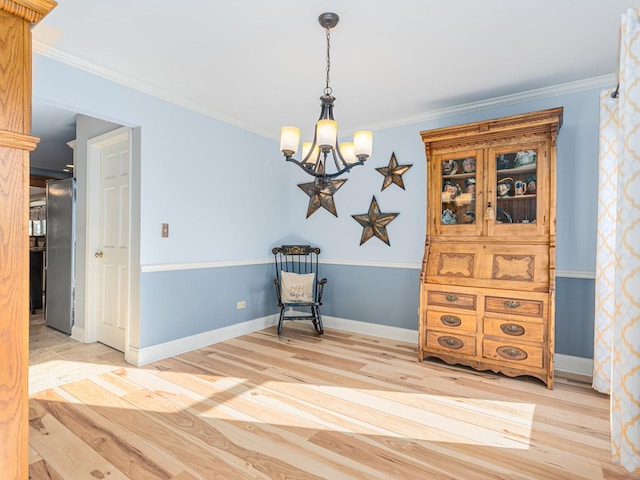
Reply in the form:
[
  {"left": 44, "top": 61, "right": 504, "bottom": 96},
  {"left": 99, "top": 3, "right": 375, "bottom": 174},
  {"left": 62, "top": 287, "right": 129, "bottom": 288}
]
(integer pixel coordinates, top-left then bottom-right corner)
[{"left": 236, "top": 300, "right": 246, "bottom": 310}]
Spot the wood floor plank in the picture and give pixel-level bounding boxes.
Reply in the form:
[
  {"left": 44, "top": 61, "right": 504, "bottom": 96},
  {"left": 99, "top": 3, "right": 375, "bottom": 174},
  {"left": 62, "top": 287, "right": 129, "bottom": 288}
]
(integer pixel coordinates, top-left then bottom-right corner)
[
  {"left": 58, "top": 379, "right": 258, "bottom": 480},
  {"left": 176, "top": 349, "right": 533, "bottom": 450},
  {"left": 27, "top": 314, "right": 640, "bottom": 480},
  {"left": 29, "top": 398, "right": 128, "bottom": 479},
  {"left": 154, "top": 355, "right": 416, "bottom": 438},
  {"left": 121, "top": 386, "right": 328, "bottom": 480},
  {"left": 32, "top": 387, "right": 182, "bottom": 479},
  {"left": 123, "top": 376, "right": 389, "bottom": 480},
  {"left": 28, "top": 458, "right": 64, "bottom": 480},
  {"left": 126, "top": 364, "right": 324, "bottom": 437}
]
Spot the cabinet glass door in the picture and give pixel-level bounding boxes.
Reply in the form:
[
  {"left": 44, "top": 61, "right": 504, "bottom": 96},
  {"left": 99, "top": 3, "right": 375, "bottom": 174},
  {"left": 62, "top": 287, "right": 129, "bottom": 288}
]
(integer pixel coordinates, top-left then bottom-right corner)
[
  {"left": 437, "top": 153, "right": 481, "bottom": 235},
  {"left": 491, "top": 145, "right": 539, "bottom": 232}
]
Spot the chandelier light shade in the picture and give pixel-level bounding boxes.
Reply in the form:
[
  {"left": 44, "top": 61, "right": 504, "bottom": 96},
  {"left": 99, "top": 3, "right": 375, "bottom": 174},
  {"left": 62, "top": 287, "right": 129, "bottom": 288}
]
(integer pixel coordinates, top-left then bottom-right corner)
[{"left": 280, "top": 12, "right": 373, "bottom": 184}]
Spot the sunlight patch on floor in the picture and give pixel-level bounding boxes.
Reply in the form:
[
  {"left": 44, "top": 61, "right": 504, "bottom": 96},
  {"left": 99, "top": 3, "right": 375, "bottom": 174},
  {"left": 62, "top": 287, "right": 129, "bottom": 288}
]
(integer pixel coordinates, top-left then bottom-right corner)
[{"left": 29, "top": 359, "right": 120, "bottom": 395}]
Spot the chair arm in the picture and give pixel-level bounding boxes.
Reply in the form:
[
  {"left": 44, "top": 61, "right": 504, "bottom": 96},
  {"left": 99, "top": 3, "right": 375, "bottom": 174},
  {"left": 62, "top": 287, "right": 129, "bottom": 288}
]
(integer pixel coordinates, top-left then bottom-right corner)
[{"left": 316, "top": 278, "right": 327, "bottom": 304}]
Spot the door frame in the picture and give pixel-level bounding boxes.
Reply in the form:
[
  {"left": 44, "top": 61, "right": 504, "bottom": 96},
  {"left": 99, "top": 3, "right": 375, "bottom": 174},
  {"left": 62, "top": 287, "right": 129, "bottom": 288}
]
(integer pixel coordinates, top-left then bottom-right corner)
[{"left": 83, "top": 127, "right": 133, "bottom": 357}]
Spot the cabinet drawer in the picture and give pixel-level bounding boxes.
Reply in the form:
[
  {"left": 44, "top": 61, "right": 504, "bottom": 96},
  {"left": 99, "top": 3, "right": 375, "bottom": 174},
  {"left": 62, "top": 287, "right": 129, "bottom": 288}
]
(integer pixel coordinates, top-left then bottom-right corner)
[
  {"left": 427, "top": 310, "right": 476, "bottom": 333},
  {"left": 428, "top": 291, "right": 476, "bottom": 310},
  {"left": 484, "top": 317, "right": 543, "bottom": 343},
  {"left": 426, "top": 330, "right": 476, "bottom": 356},
  {"left": 485, "top": 296, "right": 543, "bottom": 317},
  {"left": 482, "top": 339, "right": 543, "bottom": 369}
]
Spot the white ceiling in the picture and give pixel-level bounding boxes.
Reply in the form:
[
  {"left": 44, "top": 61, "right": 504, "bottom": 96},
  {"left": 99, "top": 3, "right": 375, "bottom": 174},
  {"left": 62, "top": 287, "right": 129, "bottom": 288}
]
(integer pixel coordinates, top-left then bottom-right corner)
[{"left": 30, "top": 0, "right": 639, "bottom": 173}]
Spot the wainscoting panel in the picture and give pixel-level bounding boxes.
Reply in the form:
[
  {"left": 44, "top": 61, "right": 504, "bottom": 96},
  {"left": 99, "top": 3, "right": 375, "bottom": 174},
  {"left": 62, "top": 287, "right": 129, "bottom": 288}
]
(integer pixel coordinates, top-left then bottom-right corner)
[
  {"left": 138, "top": 262, "right": 594, "bottom": 372},
  {"left": 555, "top": 276, "right": 595, "bottom": 359},
  {"left": 139, "top": 263, "right": 276, "bottom": 348},
  {"left": 319, "top": 263, "right": 421, "bottom": 330}
]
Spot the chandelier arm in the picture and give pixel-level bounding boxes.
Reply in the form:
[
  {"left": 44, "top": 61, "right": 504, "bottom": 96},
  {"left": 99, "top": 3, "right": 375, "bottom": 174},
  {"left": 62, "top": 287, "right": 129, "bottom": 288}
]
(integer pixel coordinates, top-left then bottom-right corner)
[
  {"left": 285, "top": 157, "right": 365, "bottom": 179},
  {"left": 331, "top": 145, "right": 347, "bottom": 171},
  {"left": 301, "top": 133, "right": 320, "bottom": 165}
]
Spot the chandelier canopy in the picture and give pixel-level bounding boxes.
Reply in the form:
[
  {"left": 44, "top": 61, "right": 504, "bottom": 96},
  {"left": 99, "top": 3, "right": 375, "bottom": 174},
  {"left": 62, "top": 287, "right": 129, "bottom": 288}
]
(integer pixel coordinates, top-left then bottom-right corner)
[{"left": 280, "top": 12, "right": 373, "bottom": 185}]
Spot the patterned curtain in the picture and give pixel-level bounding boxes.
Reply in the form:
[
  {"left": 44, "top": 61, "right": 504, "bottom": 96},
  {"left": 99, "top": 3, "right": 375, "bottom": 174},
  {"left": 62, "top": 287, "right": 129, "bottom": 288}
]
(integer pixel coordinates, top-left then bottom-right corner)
[{"left": 593, "top": 7, "right": 640, "bottom": 473}]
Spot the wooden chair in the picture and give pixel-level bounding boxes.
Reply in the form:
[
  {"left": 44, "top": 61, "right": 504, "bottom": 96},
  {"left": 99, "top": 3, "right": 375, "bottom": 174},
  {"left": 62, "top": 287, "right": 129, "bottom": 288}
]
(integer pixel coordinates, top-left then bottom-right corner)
[{"left": 272, "top": 245, "right": 326, "bottom": 335}]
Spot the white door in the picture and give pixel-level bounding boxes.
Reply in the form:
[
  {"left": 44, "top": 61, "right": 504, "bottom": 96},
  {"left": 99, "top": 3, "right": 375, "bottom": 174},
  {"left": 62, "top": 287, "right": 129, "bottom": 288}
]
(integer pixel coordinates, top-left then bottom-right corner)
[{"left": 89, "top": 128, "right": 130, "bottom": 352}]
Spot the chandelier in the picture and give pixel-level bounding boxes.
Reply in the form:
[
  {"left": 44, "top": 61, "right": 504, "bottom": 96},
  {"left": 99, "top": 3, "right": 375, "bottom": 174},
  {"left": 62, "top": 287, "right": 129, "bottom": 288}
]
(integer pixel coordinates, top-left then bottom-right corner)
[{"left": 279, "top": 12, "right": 373, "bottom": 185}]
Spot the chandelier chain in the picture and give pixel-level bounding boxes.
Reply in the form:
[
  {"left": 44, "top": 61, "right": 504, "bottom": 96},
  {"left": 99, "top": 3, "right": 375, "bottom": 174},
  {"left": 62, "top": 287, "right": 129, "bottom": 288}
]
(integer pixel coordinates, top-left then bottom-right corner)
[{"left": 324, "top": 27, "right": 332, "bottom": 95}]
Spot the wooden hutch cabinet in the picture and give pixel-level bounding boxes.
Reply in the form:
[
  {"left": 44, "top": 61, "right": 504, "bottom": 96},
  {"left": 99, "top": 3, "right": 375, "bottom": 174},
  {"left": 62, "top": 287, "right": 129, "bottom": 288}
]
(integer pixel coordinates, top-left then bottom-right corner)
[{"left": 418, "top": 108, "right": 563, "bottom": 389}]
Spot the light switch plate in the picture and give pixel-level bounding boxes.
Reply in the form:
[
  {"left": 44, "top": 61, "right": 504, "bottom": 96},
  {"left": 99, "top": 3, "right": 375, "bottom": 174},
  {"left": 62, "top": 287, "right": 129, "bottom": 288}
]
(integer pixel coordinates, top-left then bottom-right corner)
[{"left": 161, "top": 223, "right": 169, "bottom": 238}]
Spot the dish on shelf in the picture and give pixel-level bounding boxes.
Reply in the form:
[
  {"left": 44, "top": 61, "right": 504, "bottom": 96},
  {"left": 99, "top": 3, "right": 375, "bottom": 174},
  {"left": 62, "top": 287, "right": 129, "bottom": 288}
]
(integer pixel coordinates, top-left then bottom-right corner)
[
  {"left": 441, "top": 208, "right": 457, "bottom": 224},
  {"left": 463, "top": 211, "right": 475, "bottom": 224},
  {"left": 514, "top": 150, "right": 537, "bottom": 168},
  {"left": 442, "top": 159, "right": 458, "bottom": 175},
  {"left": 496, "top": 154, "right": 510, "bottom": 170},
  {"left": 495, "top": 208, "right": 512, "bottom": 223},
  {"left": 497, "top": 177, "right": 513, "bottom": 197},
  {"left": 525, "top": 175, "right": 536, "bottom": 194},
  {"left": 462, "top": 157, "right": 476, "bottom": 173}
]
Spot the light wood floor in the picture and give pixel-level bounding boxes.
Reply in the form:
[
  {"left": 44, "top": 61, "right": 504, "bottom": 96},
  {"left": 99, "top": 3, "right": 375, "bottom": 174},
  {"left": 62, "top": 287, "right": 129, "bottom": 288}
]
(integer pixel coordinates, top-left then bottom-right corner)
[{"left": 28, "top": 313, "right": 640, "bottom": 480}]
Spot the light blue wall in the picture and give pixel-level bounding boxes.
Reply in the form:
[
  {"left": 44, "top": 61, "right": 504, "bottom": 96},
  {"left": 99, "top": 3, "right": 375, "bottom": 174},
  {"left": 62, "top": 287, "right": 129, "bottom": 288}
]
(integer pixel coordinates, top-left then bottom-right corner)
[
  {"left": 34, "top": 55, "right": 293, "bottom": 266},
  {"left": 33, "top": 54, "right": 604, "bottom": 358}
]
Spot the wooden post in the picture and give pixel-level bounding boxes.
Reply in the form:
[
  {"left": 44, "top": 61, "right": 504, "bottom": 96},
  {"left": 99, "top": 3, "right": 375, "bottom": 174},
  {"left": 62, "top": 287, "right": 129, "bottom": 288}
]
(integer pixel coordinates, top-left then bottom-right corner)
[{"left": 0, "top": 1, "right": 56, "bottom": 478}]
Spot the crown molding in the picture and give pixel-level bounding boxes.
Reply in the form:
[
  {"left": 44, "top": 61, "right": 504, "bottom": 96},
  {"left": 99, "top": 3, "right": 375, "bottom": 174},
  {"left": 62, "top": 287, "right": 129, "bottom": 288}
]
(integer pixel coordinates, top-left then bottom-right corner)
[
  {"left": 32, "top": 41, "right": 616, "bottom": 139},
  {"left": 32, "top": 41, "right": 275, "bottom": 138},
  {"left": 363, "top": 74, "right": 617, "bottom": 133}
]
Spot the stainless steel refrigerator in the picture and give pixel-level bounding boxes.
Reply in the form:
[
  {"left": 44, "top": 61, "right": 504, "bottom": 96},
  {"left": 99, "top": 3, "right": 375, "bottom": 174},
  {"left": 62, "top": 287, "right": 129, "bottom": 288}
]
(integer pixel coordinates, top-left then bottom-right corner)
[{"left": 45, "top": 178, "right": 75, "bottom": 334}]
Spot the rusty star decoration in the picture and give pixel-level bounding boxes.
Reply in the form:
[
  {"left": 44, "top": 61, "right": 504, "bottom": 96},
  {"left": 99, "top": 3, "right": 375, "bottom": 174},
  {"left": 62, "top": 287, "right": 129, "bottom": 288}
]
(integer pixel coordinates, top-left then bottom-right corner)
[
  {"left": 376, "top": 152, "right": 412, "bottom": 191},
  {"left": 351, "top": 196, "right": 399, "bottom": 246},
  {"left": 298, "top": 178, "right": 347, "bottom": 218}
]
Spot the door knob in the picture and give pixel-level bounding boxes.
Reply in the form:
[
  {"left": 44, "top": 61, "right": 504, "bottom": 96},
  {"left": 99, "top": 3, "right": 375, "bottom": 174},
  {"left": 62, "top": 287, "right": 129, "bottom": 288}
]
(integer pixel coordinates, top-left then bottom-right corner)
[{"left": 95, "top": 251, "right": 104, "bottom": 258}]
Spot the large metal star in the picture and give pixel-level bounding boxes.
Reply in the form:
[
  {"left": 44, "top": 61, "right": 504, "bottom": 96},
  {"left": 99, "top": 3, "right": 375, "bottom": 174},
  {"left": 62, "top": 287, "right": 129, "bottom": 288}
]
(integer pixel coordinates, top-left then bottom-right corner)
[
  {"left": 298, "top": 178, "right": 347, "bottom": 218},
  {"left": 376, "top": 152, "right": 412, "bottom": 191},
  {"left": 351, "top": 196, "right": 399, "bottom": 246}
]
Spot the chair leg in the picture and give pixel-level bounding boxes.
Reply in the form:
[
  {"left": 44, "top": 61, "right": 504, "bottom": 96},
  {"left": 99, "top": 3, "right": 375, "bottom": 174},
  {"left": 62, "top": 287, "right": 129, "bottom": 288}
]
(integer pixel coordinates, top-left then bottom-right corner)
[
  {"left": 277, "top": 308, "right": 284, "bottom": 335},
  {"left": 313, "top": 306, "right": 324, "bottom": 335}
]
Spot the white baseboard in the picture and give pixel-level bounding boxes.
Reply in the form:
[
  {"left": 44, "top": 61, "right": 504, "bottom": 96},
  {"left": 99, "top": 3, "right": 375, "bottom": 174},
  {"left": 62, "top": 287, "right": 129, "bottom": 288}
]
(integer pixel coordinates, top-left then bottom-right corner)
[
  {"left": 127, "top": 314, "right": 279, "bottom": 366},
  {"left": 125, "top": 313, "right": 417, "bottom": 366},
  {"left": 554, "top": 353, "right": 593, "bottom": 378},
  {"left": 70, "top": 325, "right": 86, "bottom": 343},
  {"left": 123, "top": 312, "right": 593, "bottom": 381},
  {"left": 321, "top": 315, "right": 419, "bottom": 344}
]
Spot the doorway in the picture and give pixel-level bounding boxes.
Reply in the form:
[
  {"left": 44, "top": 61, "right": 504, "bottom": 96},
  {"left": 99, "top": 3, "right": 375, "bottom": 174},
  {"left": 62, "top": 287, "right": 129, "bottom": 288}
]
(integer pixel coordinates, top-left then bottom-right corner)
[
  {"left": 30, "top": 107, "right": 141, "bottom": 365},
  {"left": 84, "top": 127, "right": 132, "bottom": 353}
]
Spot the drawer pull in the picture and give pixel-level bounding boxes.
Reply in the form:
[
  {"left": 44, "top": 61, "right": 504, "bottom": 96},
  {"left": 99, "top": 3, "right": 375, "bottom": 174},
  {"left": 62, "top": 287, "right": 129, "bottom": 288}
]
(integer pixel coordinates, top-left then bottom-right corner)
[
  {"left": 441, "top": 315, "right": 462, "bottom": 327},
  {"left": 503, "top": 300, "right": 522, "bottom": 309},
  {"left": 500, "top": 323, "right": 525, "bottom": 336},
  {"left": 445, "top": 295, "right": 459, "bottom": 302},
  {"left": 497, "top": 346, "right": 528, "bottom": 361},
  {"left": 438, "top": 336, "right": 464, "bottom": 350}
]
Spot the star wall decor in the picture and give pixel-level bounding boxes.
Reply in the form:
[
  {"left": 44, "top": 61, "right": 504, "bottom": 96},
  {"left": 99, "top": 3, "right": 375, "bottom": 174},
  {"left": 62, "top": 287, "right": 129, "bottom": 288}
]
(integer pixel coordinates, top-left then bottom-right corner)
[
  {"left": 376, "top": 152, "right": 412, "bottom": 191},
  {"left": 351, "top": 196, "right": 399, "bottom": 246},
  {"left": 298, "top": 178, "right": 347, "bottom": 218}
]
